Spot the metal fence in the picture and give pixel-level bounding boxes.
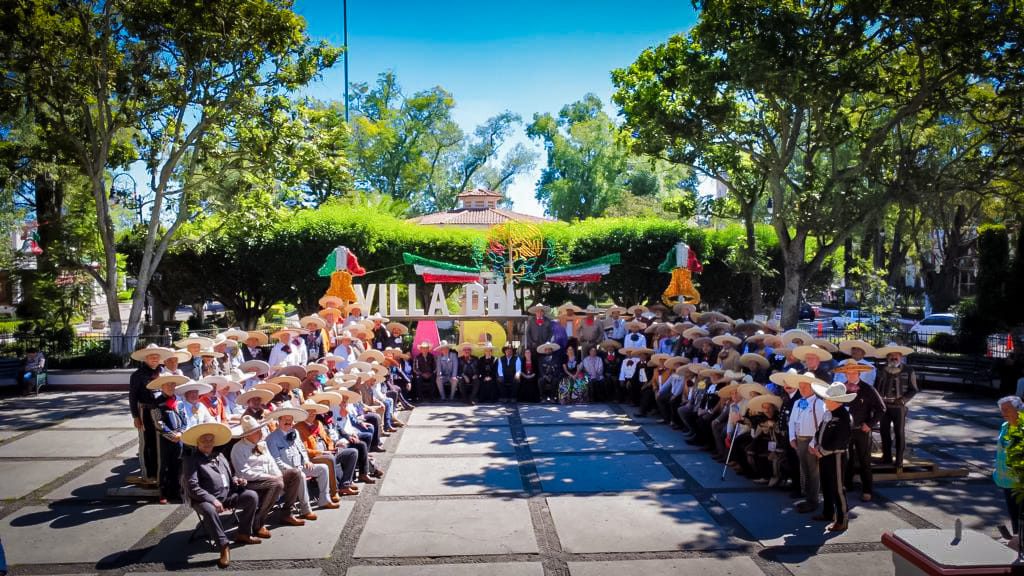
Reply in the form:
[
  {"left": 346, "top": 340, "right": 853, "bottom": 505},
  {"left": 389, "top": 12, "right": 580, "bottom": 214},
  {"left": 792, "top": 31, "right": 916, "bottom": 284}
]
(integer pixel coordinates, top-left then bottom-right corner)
[{"left": 0, "top": 327, "right": 225, "bottom": 368}]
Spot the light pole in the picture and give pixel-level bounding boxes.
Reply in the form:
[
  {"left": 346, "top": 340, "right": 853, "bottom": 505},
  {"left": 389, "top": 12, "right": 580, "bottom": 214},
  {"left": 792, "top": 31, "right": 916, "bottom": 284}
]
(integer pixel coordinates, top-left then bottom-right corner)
[
  {"left": 109, "top": 173, "right": 152, "bottom": 327},
  {"left": 343, "top": 0, "right": 349, "bottom": 122}
]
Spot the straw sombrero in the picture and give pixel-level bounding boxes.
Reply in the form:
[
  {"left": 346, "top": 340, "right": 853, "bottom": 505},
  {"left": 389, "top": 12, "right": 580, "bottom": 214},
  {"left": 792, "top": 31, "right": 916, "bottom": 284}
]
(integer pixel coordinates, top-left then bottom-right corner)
[
  {"left": 781, "top": 370, "right": 828, "bottom": 390},
  {"left": 712, "top": 334, "right": 741, "bottom": 348},
  {"left": 253, "top": 382, "right": 283, "bottom": 395},
  {"left": 832, "top": 359, "right": 874, "bottom": 374},
  {"left": 682, "top": 327, "right": 709, "bottom": 340},
  {"left": 811, "top": 339, "right": 838, "bottom": 353},
  {"left": 606, "top": 305, "right": 627, "bottom": 315},
  {"left": 665, "top": 356, "right": 690, "bottom": 369},
  {"left": 175, "top": 381, "right": 213, "bottom": 396},
  {"left": 304, "top": 363, "right": 329, "bottom": 376},
  {"left": 299, "top": 401, "right": 329, "bottom": 415},
  {"left": 649, "top": 353, "right": 670, "bottom": 365},
  {"left": 266, "top": 375, "right": 301, "bottom": 391},
  {"left": 175, "top": 334, "right": 215, "bottom": 349},
  {"left": 781, "top": 329, "right": 814, "bottom": 347},
  {"left": 310, "top": 391, "right": 344, "bottom": 406},
  {"left": 748, "top": 394, "right": 783, "bottom": 414},
  {"left": 359, "top": 349, "right": 385, "bottom": 364},
  {"left": 182, "top": 422, "right": 232, "bottom": 447},
  {"left": 244, "top": 331, "right": 269, "bottom": 346},
  {"left": 131, "top": 344, "right": 174, "bottom": 363},
  {"left": 599, "top": 339, "right": 622, "bottom": 351},
  {"left": 627, "top": 305, "right": 649, "bottom": 316},
  {"left": 300, "top": 315, "right": 327, "bottom": 330},
  {"left": 238, "top": 388, "right": 274, "bottom": 405},
  {"left": 170, "top": 349, "right": 192, "bottom": 364},
  {"left": 812, "top": 382, "right": 857, "bottom": 403},
  {"left": 717, "top": 382, "right": 742, "bottom": 398},
  {"left": 527, "top": 303, "right": 550, "bottom": 315},
  {"left": 319, "top": 294, "right": 345, "bottom": 309},
  {"left": 875, "top": 343, "right": 914, "bottom": 358},
  {"left": 838, "top": 339, "right": 877, "bottom": 357},
  {"left": 219, "top": 328, "right": 249, "bottom": 341},
  {"left": 537, "top": 342, "right": 561, "bottom": 354},
  {"left": 233, "top": 415, "right": 270, "bottom": 438},
  {"left": 738, "top": 382, "right": 770, "bottom": 399},
  {"left": 274, "top": 365, "right": 307, "bottom": 380},
  {"left": 793, "top": 345, "right": 833, "bottom": 362},
  {"left": 146, "top": 374, "right": 189, "bottom": 391},
  {"left": 239, "top": 359, "right": 270, "bottom": 376},
  {"left": 739, "top": 353, "right": 769, "bottom": 371},
  {"left": 387, "top": 322, "right": 409, "bottom": 336},
  {"left": 673, "top": 302, "right": 697, "bottom": 317},
  {"left": 266, "top": 407, "right": 308, "bottom": 422}
]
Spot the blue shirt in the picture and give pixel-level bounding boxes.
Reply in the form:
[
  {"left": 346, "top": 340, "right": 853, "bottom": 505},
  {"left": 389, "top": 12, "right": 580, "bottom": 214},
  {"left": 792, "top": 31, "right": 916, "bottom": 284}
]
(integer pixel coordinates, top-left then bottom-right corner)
[
  {"left": 265, "top": 427, "right": 309, "bottom": 470},
  {"left": 995, "top": 420, "right": 1015, "bottom": 489}
]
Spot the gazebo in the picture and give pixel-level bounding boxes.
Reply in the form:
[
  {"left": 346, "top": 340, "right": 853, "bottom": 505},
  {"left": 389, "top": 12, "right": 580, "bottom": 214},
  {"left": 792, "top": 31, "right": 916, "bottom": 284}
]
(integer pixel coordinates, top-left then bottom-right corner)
[{"left": 407, "top": 188, "right": 554, "bottom": 230}]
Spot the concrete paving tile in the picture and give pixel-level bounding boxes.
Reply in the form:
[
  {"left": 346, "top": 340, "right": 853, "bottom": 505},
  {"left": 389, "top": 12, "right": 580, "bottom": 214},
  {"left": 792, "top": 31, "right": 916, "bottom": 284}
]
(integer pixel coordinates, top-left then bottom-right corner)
[
  {"left": 130, "top": 571, "right": 321, "bottom": 576},
  {"left": 130, "top": 565, "right": 319, "bottom": 569},
  {"left": 778, "top": 550, "right": 894, "bottom": 576},
  {"left": 347, "top": 563, "right": 544, "bottom": 576},
  {"left": 0, "top": 407, "right": 81, "bottom": 430},
  {"left": 395, "top": 425, "right": 515, "bottom": 455},
  {"left": 144, "top": 500, "right": 353, "bottom": 563},
  {"left": 535, "top": 453, "right": 677, "bottom": 493},
  {"left": 567, "top": 557, "right": 765, "bottom": 576},
  {"left": 354, "top": 499, "right": 538, "bottom": 557},
  {"left": 119, "top": 444, "right": 141, "bottom": 459},
  {"left": 0, "top": 429, "right": 23, "bottom": 442},
  {"left": 671, "top": 451, "right": 754, "bottom": 489},
  {"left": 876, "top": 483, "right": 1006, "bottom": 538},
  {"left": 906, "top": 413, "right": 985, "bottom": 442},
  {"left": 640, "top": 424, "right": 704, "bottom": 451},
  {"left": 0, "top": 459, "right": 85, "bottom": 499},
  {"left": 1, "top": 503, "right": 176, "bottom": 564},
  {"left": 55, "top": 409, "right": 136, "bottom": 429},
  {"left": 524, "top": 425, "right": 646, "bottom": 453},
  {"left": 380, "top": 455, "right": 524, "bottom": 496},
  {"left": 0, "top": 428, "right": 137, "bottom": 458},
  {"left": 405, "top": 404, "right": 511, "bottom": 427},
  {"left": 518, "top": 404, "right": 627, "bottom": 425},
  {"left": 548, "top": 494, "right": 738, "bottom": 552},
  {"left": 44, "top": 458, "right": 139, "bottom": 500},
  {"left": 713, "top": 490, "right": 914, "bottom": 546}
]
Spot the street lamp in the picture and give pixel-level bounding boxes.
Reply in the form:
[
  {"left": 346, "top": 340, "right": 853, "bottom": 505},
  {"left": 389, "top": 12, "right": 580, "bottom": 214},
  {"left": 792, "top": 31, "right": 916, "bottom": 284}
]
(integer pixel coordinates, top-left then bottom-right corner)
[{"left": 109, "top": 172, "right": 143, "bottom": 225}]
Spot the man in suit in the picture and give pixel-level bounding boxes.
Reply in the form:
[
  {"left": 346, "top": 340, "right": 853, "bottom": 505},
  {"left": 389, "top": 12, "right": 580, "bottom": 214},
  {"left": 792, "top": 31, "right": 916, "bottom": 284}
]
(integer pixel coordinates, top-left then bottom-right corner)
[
  {"left": 434, "top": 342, "right": 458, "bottom": 401},
  {"left": 412, "top": 342, "right": 436, "bottom": 402},
  {"left": 184, "top": 422, "right": 261, "bottom": 569},
  {"left": 525, "top": 305, "right": 553, "bottom": 355},
  {"left": 241, "top": 332, "right": 267, "bottom": 362}
]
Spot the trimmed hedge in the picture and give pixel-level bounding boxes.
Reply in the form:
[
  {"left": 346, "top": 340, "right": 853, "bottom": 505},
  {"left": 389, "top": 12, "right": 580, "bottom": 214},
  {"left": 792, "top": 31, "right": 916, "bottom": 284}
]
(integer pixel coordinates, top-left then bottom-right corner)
[{"left": 147, "top": 205, "right": 784, "bottom": 325}]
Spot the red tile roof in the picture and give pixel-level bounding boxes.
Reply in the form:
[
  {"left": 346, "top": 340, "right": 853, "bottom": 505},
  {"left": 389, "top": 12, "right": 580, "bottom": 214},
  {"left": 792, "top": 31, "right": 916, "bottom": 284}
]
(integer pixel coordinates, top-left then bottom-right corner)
[
  {"left": 408, "top": 207, "right": 555, "bottom": 226},
  {"left": 457, "top": 188, "right": 503, "bottom": 198}
]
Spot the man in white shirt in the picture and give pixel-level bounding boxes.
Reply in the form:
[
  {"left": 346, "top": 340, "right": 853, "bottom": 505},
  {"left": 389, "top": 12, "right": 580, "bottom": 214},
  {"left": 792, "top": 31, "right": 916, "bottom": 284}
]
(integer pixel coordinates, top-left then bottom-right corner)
[
  {"left": 331, "top": 332, "right": 356, "bottom": 369},
  {"left": 177, "top": 382, "right": 214, "bottom": 429},
  {"left": 786, "top": 372, "right": 826, "bottom": 513},
  {"left": 229, "top": 416, "right": 305, "bottom": 531},
  {"left": 623, "top": 322, "right": 647, "bottom": 349},
  {"left": 268, "top": 330, "right": 303, "bottom": 368},
  {"left": 265, "top": 408, "right": 336, "bottom": 516},
  {"left": 835, "top": 340, "right": 877, "bottom": 386}
]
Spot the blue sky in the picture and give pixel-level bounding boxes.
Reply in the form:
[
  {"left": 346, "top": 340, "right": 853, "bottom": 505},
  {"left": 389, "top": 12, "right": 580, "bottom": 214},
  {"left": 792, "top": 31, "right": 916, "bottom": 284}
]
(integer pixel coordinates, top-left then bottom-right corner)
[{"left": 293, "top": 0, "right": 699, "bottom": 215}]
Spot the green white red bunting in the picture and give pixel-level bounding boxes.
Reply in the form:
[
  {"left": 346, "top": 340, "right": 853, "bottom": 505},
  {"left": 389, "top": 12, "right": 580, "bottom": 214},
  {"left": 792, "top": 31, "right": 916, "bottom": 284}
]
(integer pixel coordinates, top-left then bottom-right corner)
[
  {"left": 543, "top": 254, "right": 620, "bottom": 284},
  {"left": 402, "top": 253, "right": 481, "bottom": 283}
]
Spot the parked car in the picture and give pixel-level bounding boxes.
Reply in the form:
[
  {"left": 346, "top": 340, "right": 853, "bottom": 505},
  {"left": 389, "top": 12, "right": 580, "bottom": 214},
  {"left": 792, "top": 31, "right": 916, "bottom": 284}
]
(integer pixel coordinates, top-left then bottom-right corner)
[
  {"left": 830, "top": 310, "right": 880, "bottom": 330},
  {"left": 909, "top": 313, "right": 956, "bottom": 343},
  {"left": 800, "top": 302, "right": 816, "bottom": 321}
]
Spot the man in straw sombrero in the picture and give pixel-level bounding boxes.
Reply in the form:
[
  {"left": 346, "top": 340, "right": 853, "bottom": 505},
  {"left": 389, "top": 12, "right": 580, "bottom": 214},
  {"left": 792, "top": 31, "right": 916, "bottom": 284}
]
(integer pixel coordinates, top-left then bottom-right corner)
[
  {"left": 603, "top": 305, "right": 627, "bottom": 343},
  {"left": 833, "top": 359, "right": 885, "bottom": 502},
  {"left": 182, "top": 422, "right": 261, "bottom": 568},
  {"left": 229, "top": 415, "right": 307, "bottom": 533},
  {"left": 525, "top": 304, "right": 553, "bottom": 356},
  {"left": 809, "top": 381, "right": 856, "bottom": 532},
  {"left": 836, "top": 339, "right": 877, "bottom": 385},
  {"left": 412, "top": 341, "right": 436, "bottom": 403},
  {"left": 537, "top": 342, "right": 562, "bottom": 403},
  {"left": 265, "top": 407, "right": 336, "bottom": 518},
  {"left": 785, "top": 371, "right": 828, "bottom": 513},
  {"left": 129, "top": 344, "right": 173, "bottom": 486},
  {"left": 874, "top": 343, "right": 918, "bottom": 472},
  {"left": 434, "top": 340, "right": 458, "bottom": 402}
]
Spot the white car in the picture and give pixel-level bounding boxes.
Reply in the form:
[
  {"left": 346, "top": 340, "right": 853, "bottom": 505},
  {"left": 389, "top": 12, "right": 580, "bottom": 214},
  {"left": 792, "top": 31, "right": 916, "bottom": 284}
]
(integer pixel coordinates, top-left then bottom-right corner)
[
  {"left": 909, "top": 313, "right": 956, "bottom": 343},
  {"left": 830, "top": 310, "right": 880, "bottom": 330}
]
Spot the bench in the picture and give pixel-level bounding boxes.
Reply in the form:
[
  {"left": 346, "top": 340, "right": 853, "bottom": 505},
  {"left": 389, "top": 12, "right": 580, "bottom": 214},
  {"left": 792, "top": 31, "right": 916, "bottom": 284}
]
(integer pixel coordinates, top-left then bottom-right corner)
[
  {"left": 0, "top": 357, "right": 47, "bottom": 394},
  {"left": 907, "top": 354, "right": 995, "bottom": 390}
]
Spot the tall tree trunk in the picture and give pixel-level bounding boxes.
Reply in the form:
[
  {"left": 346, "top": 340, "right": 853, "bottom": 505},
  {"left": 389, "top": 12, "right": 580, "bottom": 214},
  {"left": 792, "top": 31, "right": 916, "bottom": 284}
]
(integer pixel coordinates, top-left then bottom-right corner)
[
  {"left": 844, "top": 237, "right": 855, "bottom": 287},
  {"left": 741, "top": 203, "right": 764, "bottom": 316},
  {"left": 780, "top": 241, "right": 805, "bottom": 329}
]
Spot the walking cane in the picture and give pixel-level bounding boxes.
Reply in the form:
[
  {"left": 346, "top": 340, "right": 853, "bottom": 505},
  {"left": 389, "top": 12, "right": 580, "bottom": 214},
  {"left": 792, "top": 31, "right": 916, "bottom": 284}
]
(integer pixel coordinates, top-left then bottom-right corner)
[{"left": 721, "top": 433, "right": 736, "bottom": 480}]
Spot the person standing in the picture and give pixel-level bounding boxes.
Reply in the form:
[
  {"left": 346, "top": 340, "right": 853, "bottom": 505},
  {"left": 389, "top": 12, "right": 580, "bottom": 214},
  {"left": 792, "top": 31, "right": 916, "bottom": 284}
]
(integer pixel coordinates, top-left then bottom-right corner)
[
  {"left": 995, "top": 396, "right": 1024, "bottom": 536},
  {"left": 787, "top": 372, "right": 827, "bottom": 514},
  {"left": 577, "top": 306, "right": 604, "bottom": 355},
  {"left": 128, "top": 345, "right": 173, "bottom": 485},
  {"left": 456, "top": 343, "right": 480, "bottom": 404},
  {"left": 810, "top": 382, "right": 855, "bottom": 532},
  {"left": 875, "top": 344, "right": 918, "bottom": 472},
  {"left": 835, "top": 360, "right": 884, "bottom": 501},
  {"left": 525, "top": 304, "right": 553, "bottom": 355},
  {"left": 477, "top": 343, "right": 499, "bottom": 403},
  {"left": 150, "top": 374, "right": 189, "bottom": 503}
]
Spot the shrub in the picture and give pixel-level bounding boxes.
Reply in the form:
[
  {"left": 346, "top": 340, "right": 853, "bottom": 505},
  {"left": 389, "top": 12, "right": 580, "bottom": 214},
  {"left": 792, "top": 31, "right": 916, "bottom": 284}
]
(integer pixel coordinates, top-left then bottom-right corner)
[{"left": 928, "top": 332, "right": 960, "bottom": 354}]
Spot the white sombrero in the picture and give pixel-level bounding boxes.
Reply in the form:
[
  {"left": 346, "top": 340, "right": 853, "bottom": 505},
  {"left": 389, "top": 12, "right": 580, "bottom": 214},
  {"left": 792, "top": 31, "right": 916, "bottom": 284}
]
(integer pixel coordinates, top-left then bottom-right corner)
[
  {"left": 812, "top": 381, "right": 857, "bottom": 403},
  {"left": 182, "top": 422, "right": 233, "bottom": 447}
]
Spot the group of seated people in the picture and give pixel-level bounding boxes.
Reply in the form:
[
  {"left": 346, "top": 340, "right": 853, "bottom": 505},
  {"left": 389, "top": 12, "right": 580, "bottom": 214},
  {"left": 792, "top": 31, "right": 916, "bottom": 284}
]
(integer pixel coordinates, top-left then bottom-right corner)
[{"left": 128, "top": 297, "right": 920, "bottom": 545}]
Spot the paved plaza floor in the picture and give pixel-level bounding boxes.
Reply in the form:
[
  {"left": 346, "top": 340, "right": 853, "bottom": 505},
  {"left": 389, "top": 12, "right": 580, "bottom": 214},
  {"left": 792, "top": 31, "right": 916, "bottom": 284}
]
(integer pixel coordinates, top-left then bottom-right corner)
[{"left": 0, "top": 390, "right": 1010, "bottom": 575}]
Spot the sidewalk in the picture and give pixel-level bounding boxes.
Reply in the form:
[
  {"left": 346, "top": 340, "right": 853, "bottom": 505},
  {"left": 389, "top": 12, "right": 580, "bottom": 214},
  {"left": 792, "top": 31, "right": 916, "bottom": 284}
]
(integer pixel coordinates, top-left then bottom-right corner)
[{"left": 0, "top": 390, "right": 1007, "bottom": 575}]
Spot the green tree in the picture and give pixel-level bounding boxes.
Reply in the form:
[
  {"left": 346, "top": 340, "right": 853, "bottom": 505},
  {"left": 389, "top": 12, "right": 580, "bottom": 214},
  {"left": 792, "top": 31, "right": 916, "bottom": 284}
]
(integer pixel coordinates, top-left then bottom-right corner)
[
  {"left": 612, "top": 0, "right": 1020, "bottom": 327},
  {"left": 349, "top": 72, "right": 533, "bottom": 213},
  {"left": 527, "top": 94, "right": 628, "bottom": 221},
  {"left": 1, "top": 0, "right": 340, "bottom": 352}
]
